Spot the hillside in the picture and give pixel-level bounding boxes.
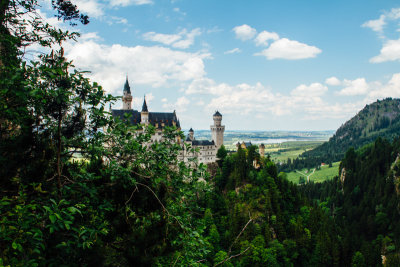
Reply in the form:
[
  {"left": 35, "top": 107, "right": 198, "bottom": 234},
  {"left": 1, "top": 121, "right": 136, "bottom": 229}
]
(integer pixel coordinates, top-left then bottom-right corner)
[
  {"left": 301, "top": 137, "right": 400, "bottom": 266},
  {"left": 302, "top": 98, "right": 400, "bottom": 163}
]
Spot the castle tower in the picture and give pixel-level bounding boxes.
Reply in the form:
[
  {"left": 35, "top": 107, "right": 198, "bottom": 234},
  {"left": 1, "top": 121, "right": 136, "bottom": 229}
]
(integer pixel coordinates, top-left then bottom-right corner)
[
  {"left": 211, "top": 111, "right": 225, "bottom": 149},
  {"left": 122, "top": 77, "right": 132, "bottom": 110},
  {"left": 259, "top": 143, "right": 265, "bottom": 157},
  {"left": 188, "top": 128, "right": 194, "bottom": 140},
  {"left": 141, "top": 96, "right": 149, "bottom": 125}
]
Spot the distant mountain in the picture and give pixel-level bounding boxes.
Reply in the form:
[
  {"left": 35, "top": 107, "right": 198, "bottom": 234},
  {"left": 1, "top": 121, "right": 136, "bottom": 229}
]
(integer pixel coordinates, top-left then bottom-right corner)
[{"left": 302, "top": 98, "right": 400, "bottom": 162}]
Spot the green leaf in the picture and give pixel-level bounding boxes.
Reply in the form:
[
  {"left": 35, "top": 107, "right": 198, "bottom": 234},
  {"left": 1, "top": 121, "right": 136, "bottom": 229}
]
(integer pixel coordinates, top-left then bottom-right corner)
[
  {"left": 12, "top": 241, "right": 18, "bottom": 250},
  {"left": 49, "top": 214, "right": 56, "bottom": 223}
]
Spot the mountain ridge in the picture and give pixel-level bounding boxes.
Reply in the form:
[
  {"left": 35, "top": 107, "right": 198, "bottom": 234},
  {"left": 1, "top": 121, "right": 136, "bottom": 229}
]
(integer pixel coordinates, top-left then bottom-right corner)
[{"left": 302, "top": 98, "right": 400, "bottom": 163}]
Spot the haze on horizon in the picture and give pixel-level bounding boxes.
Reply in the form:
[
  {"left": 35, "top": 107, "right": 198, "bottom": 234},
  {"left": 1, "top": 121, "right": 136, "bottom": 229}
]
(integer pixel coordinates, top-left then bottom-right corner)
[{"left": 36, "top": 0, "right": 400, "bottom": 131}]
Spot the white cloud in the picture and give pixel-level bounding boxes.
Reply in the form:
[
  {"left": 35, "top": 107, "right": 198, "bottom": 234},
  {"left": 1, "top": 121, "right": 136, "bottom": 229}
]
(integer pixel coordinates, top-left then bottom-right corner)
[
  {"left": 186, "top": 78, "right": 232, "bottom": 95},
  {"left": 143, "top": 28, "right": 201, "bottom": 49},
  {"left": 337, "top": 78, "right": 369, "bottom": 96},
  {"left": 162, "top": 96, "right": 190, "bottom": 112},
  {"left": 367, "top": 73, "right": 400, "bottom": 100},
  {"left": 362, "top": 14, "right": 386, "bottom": 33},
  {"left": 71, "top": 0, "right": 104, "bottom": 17},
  {"left": 143, "top": 32, "right": 181, "bottom": 45},
  {"left": 64, "top": 39, "right": 209, "bottom": 94},
  {"left": 256, "top": 38, "right": 321, "bottom": 60},
  {"left": 173, "top": 28, "right": 202, "bottom": 49},
  {"left": 109, "top": 0, "right": 153, "bottom": 7},
  {"left": 370, "top": 38, "right": 400, "bottom": 63},
  {"left": 325, "top": 76, "right": 341, "bottom": 86},
  {"left": 388, "top": 7, "right": 400, "bottom": 19},
  {"left": 224, "top": 48, "right": 241, "bottom": 54},
  {"left": 291, "top": 83, "right": 328, "bottom": 97},
  {"left": 254, "top": 30, "right": 279, "bottom": 46},
  {"left": 233, "top": 24, "right": 257, "bottom": 41},
  {"left": 108, "top": 16, "right": 129, "bottom": 25},
  {"left": 185, "top": 77, "right": 369, "bottom": 121},
  {"left": 80, "top": 32, "right": 102, "bottom": 41},
  {"left": 206, "top": 82, "right": 281, "bottom": 115}
]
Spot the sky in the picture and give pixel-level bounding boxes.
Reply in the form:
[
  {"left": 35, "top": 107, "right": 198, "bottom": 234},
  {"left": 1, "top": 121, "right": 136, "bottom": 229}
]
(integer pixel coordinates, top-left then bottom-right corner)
[{"left": 36, "top": 0, "right": 400, "bottom": 131}]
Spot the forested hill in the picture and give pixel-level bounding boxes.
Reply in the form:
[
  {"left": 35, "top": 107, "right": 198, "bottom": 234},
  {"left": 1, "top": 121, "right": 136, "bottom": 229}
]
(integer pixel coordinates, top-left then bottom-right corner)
[
  {"left": 301, "top": 137, "right": 400, "bottom": 265},
  {"left": 302, "top": 98, "right": 400, "bottom": 163}
]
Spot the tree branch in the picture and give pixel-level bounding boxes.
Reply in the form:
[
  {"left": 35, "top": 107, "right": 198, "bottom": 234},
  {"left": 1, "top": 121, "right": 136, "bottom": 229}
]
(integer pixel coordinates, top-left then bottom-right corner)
[{"left": 214, "top": 214, "right": 253, "bottom": 267}]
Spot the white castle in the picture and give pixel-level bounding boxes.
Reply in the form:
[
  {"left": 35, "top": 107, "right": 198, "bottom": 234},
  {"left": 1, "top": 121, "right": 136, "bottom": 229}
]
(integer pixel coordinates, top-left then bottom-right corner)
[{"left": 111, "top": 78, "right": 225, "bottom": 164}]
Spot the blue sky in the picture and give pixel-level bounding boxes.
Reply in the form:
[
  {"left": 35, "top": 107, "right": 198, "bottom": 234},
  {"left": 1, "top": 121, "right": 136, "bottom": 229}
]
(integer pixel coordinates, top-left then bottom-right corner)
[{"left": 38, "top": 0, "right": 400, "bottom": 131}]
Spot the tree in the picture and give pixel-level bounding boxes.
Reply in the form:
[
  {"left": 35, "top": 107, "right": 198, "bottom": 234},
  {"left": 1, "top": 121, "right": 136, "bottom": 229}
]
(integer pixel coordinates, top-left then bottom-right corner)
[
  {"left": 0, "top": 1, "right": 212, "bottom": 265},
  {"left": 351, "top": 251, "right": 366, "bottom": 267},
  {"left": 217, "top": 144, "right": 228, "bottom": 167}
]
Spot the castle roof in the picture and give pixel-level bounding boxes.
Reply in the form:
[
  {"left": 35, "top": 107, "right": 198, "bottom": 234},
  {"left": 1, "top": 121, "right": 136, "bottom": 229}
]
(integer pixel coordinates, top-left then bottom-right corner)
[
  {"left": 123, "top": 77, "right": 131, "bottom": 94},
  {"left": 213, "top": 110, "right": 222, "bottom": 117},
  {"left": 111, "top": 109, "right": 180, "bottom": 128},
  {"left": 243, "top": 141, "right": 252, "bottom": 148},
  {"left": 191, "top": 140, "right": 215, "bottom": 146},
  {"left": 142, "top": 97, "right": 148, "bottom": 112}
]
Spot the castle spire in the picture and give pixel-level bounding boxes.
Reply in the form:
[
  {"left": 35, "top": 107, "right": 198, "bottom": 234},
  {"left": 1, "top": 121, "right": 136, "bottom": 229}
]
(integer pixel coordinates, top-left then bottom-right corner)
[
  {"left": 122, "top": 76, "right": 132, "bottom": 110},
  {"left": 142, "top": 95, "right": 148, "bottom": 112},
  {"left": 123, "top": 75, "right": 131, "bottom": 94}
]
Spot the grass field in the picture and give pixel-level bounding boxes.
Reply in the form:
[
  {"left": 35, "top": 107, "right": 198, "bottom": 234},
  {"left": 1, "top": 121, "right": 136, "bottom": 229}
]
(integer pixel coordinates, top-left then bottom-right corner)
[
  {"left": 285, "top": 161, "right": 340, "bottom": 184},
  {"left": 266, "top": 141, "right": 324, "bottom": 163}
]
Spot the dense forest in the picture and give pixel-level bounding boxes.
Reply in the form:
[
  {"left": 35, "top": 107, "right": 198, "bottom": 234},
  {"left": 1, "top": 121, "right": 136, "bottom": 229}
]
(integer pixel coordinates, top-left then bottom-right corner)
[
  {"left": 2, "top": 1, "right": 400, "bottom": 266},
  {"left": 301, "top": 137, "right": 400, "bottom": 266},
  {"left": 279, "top": 98, "right": 400, "bottom": 172}
]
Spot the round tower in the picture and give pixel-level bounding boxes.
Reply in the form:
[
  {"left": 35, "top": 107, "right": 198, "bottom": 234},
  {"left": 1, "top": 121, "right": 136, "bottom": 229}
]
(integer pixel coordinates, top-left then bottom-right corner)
[
  {"left": 189, "top": 128, "right": 194, "bottom": 140},
  {"left": 211, "top": 111, "right": 225, "bottom": 149},
  {"left": 122, "top": 77, "right": 132, "bottom": 110},
  {"left": 259, "top": 143, "right": 265, "bottom": 158}
]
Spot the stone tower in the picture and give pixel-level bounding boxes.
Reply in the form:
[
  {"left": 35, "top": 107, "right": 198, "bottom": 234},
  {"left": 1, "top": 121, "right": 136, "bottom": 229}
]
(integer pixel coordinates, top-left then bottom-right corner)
[
  {"left": 188, "top": 128, "right": 194, "bottom": 140},
  {"left": 211, "top": 111, "right": 225, "bottom": 149},
  {"left": 122, "top": 77, "right": 132, "bottom": 110},
  {"left": 141, "top": 96, "right": 149, "bottom": 125},
  {"left": 259, "top": 143, "right": 265, "bottom": 157}
]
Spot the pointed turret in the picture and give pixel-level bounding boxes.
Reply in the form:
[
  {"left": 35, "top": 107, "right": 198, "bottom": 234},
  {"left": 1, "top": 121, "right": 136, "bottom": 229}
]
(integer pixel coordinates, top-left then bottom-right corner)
[
  {"left": 141, "top": 95, "right": 149, "bottom": 124},
  {"left": 142, "top": 96, "right": 148, "bottom": 112},
  {"left": 123, "top": 76, "right": 131, "bottom": 94},
  {"left": 122, "top": 76, "right": 133, "bottom": 110}
]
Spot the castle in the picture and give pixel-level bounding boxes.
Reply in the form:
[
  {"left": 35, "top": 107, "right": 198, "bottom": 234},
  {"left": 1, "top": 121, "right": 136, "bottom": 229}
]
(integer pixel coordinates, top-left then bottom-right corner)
[{"left": 111, "top": 78, "right": 225, "bottom": 164}]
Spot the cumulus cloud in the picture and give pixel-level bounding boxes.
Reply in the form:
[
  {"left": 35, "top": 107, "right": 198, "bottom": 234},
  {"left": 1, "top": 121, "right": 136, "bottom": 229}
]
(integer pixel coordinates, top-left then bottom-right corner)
[
  {"left": 367, "top": 73, "right": 400, "bottom": 100},
  {"left": 186, "top": 78, "right": 232, "bottom": 95},
  {"left": 291, "top": 83, "right": 328, "bottom": 97},
  {"left": 325, "top": 76, "right": 341, "bottom": 86},
  {"left": 71, "top": 0, "right": 104, "bottom": 17},
  {"left": 256, "top": 38, "right": 322, "bottom": 60},
  {"left": 233, "top": 24, "right": 257, "bottom": 41},
  {"left": 206, "top": 82, "right": 282, "bottom": 115},
  {"left": 362, "top": 15, "right": 386, "bottom": 33},
  {"left": 162, "top": 96, "right": 190, "bottom": 112},
  {"left": 64, "top": 38, "right": 209, "bottom": 94},
  {"left": 143, "top": 28, "right": 201, "bottom": 49},
  {"left": 109, "top": 0, "right": 153, "bottom": 7},
  {"left": 337, "top": 78, "right": 369, "bottom": 96},
  {"left": 224, "top": 48, "right": 241, "bottom": 54},
  {"left": 254, "top": 30, "right": 279, "bottom": 46},
  {"left": 143, "top": 32, "right": 181, "bottom": 45},
  {"left": 370, "top": 39, "right": 400, "bottom": 63}
]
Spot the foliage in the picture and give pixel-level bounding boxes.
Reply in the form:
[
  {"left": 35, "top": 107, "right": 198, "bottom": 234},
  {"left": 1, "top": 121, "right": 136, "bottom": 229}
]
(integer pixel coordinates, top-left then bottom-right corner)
[
  {"left": 0, "top": 1, "right": 211, "bottom": 266},
  {"left": 302, "top": 137, "right": 400, "bottom": 266}
]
